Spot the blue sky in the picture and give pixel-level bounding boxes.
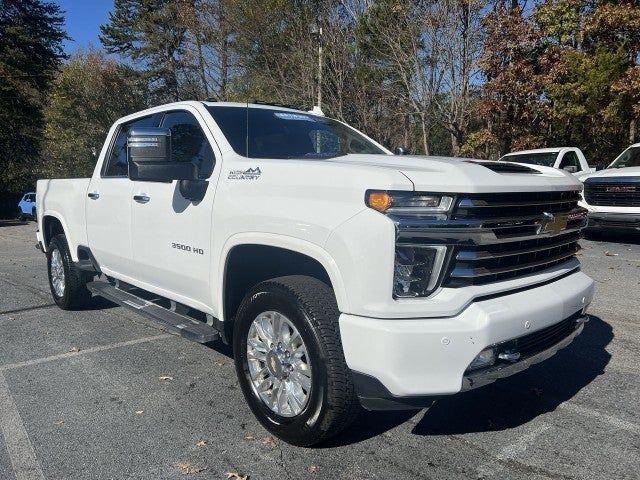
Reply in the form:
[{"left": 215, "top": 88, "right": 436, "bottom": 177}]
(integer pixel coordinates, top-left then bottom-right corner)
[{"left": 56, "top": 0, "right": 114, "bottom": 53}]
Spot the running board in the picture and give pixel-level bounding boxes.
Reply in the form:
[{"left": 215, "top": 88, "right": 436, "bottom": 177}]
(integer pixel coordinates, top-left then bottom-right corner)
[{"left": 87, "top": 281, "right": 220, "bottom": 343}]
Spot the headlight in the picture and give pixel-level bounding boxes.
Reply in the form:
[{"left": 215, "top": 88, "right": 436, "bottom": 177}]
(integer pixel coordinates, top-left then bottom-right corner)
[
  {"left": 366, "top": 190, "right": 454, "bottom": 298},
  {"left": 366, "top": 190, "right": 454, "bottom": 218},
  {"left": 394, "top": 245, "right": 448, "bottom": 298}
]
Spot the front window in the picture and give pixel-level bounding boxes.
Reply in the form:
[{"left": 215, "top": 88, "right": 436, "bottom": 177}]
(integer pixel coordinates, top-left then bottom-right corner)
[
  {"left": 500, "top": 152, "right": 558, "bottom": 167},
  {"left": 608, "top": 146, "right": 640, "bottom": 169},
  {"left": 206, "top": 106, "right": 385, "bottom": 159}
]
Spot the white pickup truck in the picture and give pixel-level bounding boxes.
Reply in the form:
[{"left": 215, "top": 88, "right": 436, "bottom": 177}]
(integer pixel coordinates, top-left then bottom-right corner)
[
  {"left": 36, "top": 101, "right": 594, "bottom": 446},
  {"left": 579, "top": 143, "right": 640, "bottom": 232},
  {"left": 499, "top": 147, "right": 595, "bottom": 177}
]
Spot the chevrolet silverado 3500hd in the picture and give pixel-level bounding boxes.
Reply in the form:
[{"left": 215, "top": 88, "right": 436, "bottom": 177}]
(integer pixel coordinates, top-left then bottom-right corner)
[{"left": 36, "top": 101, "right": 594, "bottom": 446}]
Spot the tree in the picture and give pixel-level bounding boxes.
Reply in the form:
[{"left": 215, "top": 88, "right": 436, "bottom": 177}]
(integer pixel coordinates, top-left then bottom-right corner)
[
  {"left": 479, "top": 1, "right": 547, "bottom": 156},
  {"left": 0, "top": 0, "right": 65, "bottom": 206},
  {"left": 100, "top": 0, "right": 190, "bottom": 101},
  {"left": 41, "top": 51, "right": 149, "bottom": 179}
]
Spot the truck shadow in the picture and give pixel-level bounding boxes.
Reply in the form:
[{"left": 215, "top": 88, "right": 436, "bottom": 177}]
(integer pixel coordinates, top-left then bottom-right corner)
[
  {"left": 584, "top": 230, "right": 640, "bottom": 245},
  {"left": 324, "top": 315, "right": 612, "bottom": 446},
  {"left": 0, "top": 219, "right": 29, "bottom": 227},
  {"left": 411, "top": 315, "right": 612, "bottom": 436}
]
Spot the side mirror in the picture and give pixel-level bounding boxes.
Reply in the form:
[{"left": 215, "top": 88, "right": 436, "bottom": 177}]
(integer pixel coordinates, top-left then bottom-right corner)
[
  {"left": 595, "top": 164, "right": 605, "bottom": 171},
  {"left": 127, "top": 128, "right": 197, "bottom": 182},
  {"left": 563, "top": 165, "right": 578, "bottom": 173},
  {"left": 394, "top": 146, "right": 408, "bottom": 155}
]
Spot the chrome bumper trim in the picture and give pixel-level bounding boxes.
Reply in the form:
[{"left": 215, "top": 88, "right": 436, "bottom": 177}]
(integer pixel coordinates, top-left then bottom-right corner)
[{"left": 461, "top": 316, "right": 588, "bottom": 392}]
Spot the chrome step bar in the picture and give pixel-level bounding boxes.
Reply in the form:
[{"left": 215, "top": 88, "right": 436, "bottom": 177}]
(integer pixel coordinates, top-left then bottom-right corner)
[{"left": 87, "top": 281, "right": 220, "bottom": 344}]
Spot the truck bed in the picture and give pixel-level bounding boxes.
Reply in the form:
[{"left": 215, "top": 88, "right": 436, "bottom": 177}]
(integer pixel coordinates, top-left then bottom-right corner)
[{"left": 36, "top": 178, "right": 90, "bottom": 261}]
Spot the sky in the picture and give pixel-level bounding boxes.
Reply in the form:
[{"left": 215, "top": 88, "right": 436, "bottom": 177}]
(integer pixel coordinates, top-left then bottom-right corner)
[{"left": 55, "top": 0, "right": 114, "bottom": 54}]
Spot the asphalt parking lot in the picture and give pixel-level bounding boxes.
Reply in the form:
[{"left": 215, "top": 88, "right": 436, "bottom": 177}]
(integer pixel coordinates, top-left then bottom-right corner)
[{"left": 0, "top": 222, "right": 638, "bottom": 480}]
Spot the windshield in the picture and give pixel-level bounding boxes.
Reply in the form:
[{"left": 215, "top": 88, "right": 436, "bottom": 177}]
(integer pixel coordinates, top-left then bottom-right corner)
[
  {"left": 206, "top": 106, "right": 385, "bottom": 159},
  {"left": 500, "top": 152, "right": 558, "bottom": 167},
  {"left": 609, "top": 146, "right": 640, "bottom": 168}
]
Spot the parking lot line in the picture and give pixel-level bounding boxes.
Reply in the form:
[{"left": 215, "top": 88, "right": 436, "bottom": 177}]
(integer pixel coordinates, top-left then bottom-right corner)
[
  {"left": 559, "top": 402, "right": 640, "bottom": 436},
  {"left": 0, "top": 372, "right": 45, "bottom": 480},
  {"left": 0, "top": 334, "right": 172, "bottom": 373},
  {"left": 475, "top": 423, "right": 553, "bottom": 478}
]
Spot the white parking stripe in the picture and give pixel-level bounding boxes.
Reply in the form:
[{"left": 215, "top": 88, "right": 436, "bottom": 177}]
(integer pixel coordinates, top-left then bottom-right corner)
[
  {"left": 0, "top": 373, "right": 45, "bottom": 480},
  {"left": 0, "top": 334, "right": 172, "bottom": 372},
  {"left": 475, "top": 423, "right": 552, "bottom": 478},
  {"left": 560, "top": 402, "right": 640, "bottom": 435}
]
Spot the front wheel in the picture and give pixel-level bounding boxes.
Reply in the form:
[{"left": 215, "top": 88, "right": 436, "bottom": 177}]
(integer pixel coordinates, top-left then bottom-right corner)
[
  {"left": 47, "top": 234, "right": 93, "bottom": 310},
  {"left": 233, "top": 275, "right": 359, "bottom": 446}
]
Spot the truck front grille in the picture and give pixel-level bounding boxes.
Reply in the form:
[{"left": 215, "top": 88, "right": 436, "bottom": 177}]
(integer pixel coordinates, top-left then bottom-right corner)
[
  {"left": 584, "top": 178, "right": 640, "bottom": 207},
  {"left": 392, "top": 190, "right": 587, "bottom": 291},
  {"left": 443, "top": 191, "right": 584, "bottom": 287}
]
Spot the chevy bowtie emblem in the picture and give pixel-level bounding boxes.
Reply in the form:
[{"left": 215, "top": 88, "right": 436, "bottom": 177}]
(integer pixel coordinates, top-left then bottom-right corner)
[{"left": 539, "top": 212, "right": 568, "bottom": 235}]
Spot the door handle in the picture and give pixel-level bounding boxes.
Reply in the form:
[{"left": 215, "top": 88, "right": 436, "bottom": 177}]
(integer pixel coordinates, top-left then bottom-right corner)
[
  {"left": 87, "top": 192, "right": 100, "bottom": 200},
  {"left": 133, "top": 194, "right": 150, "bottom": 204}
]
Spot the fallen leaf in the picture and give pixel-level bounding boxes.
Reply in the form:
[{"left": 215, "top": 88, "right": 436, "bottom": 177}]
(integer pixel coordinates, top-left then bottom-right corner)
[
  {"left": 214, "top": 361, "right": 226, "bottom": 366},
  {"left": 158, "top": 375, "right": 174, "bottom": 381},
  {"left": 69, "top": 347, "right": 80, "bottom": 352},
  {"left": 54, "top": 420, "right": 64, "bottom": 426},
  {"left": 195, "top": 440, "right": 207, "bottom": 447},
  {"left": 604, "top": 251, "right": 619, "bottom": 256},
  {"left": 226, "top": 472, "right": 249, "bottom": 480},
  {"left": 176, "top": 462, "right": 206, "bottom": 475},
  {"left": 308, "top": 465, "right": 320, "bottom": 474},
  {"left": 262, "top": 436, "right": 277, "bottom": 448},
  {"left": 244, "top": 435, "right": 255, "bottom": 441},
  {"left": 135, "top": 410, "right": 144, "bottom": 415}
]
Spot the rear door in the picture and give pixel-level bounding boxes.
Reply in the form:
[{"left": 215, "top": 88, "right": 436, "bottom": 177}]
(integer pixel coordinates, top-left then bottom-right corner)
[
  {"left": 86, "top": 114, "right": 158, "bottom": 278},
  {"left": 131, "top": 107, "right": 220, "bottom": 308}
]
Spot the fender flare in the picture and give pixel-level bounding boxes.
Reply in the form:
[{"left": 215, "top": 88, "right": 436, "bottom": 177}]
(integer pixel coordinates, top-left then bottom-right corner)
[
  {"left": 41, "top": 211, "right": 78, "bottom": 261},
  {"left": 218, "top": 232, "right": 349, "bottom": 320}
]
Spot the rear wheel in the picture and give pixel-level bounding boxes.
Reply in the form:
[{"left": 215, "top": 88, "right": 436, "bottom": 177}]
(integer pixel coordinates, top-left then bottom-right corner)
[
  {"left": 47, "top": 234, "right": 93, "bottom": 310},
  {"left": 233, "top": 275, "right": 359, "bottom": 446}
]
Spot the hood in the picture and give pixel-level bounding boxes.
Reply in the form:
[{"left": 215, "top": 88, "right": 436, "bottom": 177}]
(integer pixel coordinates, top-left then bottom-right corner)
[
  {"left": 327, "top": 154, "right": 581, "bottom": 193},
  {"left": 578, "top": 166, "right": 640, "bottom": 182}
]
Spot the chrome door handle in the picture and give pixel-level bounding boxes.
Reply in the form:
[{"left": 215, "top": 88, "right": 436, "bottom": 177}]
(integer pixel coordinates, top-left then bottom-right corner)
[
  {"left": 133, "top": 194, "right": 150, "bottom": 204},
  {"left": 87, "top": 192, "right": 100, "bottom": 200}
]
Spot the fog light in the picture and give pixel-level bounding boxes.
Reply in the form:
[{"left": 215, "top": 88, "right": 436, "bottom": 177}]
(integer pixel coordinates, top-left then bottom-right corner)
[{"left": 468, "top": 347, "right": 496, "bottom": 371}]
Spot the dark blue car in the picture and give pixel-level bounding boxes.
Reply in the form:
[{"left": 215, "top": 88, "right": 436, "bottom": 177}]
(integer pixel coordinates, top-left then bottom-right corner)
[{"left": 17, "top": 192, "right": 36, "bottom": 221}]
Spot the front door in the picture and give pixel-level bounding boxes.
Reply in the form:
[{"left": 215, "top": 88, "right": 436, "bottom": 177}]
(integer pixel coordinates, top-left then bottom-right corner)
[
  {"left": 86, "top": 114, "right": 157, "bottom": 279},
  {"left": 131, "top": 108, "right": 219, "bottom": 309}
]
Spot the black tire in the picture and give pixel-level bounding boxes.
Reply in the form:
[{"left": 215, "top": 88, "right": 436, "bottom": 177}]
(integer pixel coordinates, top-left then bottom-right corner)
[
  {"left": 31, "top": 207, "right": 36, "bottom": 221},
  {"left": 17, "top": 208, "right": 25, "bottom": 222},
  {"left": 47, "top": 234, "right": 93, "bottom": 310},
  {"left": 233, "top": 275, "right": 359, "bottom": 447}
]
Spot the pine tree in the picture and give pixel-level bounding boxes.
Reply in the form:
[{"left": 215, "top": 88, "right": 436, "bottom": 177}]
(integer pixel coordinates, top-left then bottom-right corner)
[
  {"left": 100, "top": 0, "right": 189, "bottom": 101},
  {"left": 0, "top": 0, "right": 65, "bottom": 206}
]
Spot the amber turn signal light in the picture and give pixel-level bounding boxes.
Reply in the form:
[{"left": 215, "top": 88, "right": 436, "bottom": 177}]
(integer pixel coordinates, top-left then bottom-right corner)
[{"left": 366, "top": 191, "right": 392, "bottom": 212}]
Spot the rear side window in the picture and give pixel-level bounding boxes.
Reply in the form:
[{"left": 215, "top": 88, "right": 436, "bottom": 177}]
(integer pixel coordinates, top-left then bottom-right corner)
[
  {"left": 559, "top": 151, "right": 580, "bottom": 171},
  {"left": 103, "top": 115, "right": 157, "bottom": 177},
  {"left": 160, "top": 111, "right": 215, "bottom": 179}
]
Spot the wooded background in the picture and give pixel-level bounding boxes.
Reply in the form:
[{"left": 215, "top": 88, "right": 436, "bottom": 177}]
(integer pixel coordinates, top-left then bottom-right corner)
[{"left": 2, "top": 0, "right": 640, "bottom": 216}]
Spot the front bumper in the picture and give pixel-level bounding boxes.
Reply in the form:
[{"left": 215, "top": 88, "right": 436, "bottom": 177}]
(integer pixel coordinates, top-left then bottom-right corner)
[
  {"left": 587, "top": 212, "right": 640, "bottom": 231},
  {"left": 339, "top": 271, "right": 594, "bottom": 410}
]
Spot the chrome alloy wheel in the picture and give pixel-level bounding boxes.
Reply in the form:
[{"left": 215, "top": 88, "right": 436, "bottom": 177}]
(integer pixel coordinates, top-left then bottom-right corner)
[
  {"left": 50, "top": 249, "right": 65, "bottom": 297},
  {"left": 246, "top": 311, "right": 312, "bottom": 417}
]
